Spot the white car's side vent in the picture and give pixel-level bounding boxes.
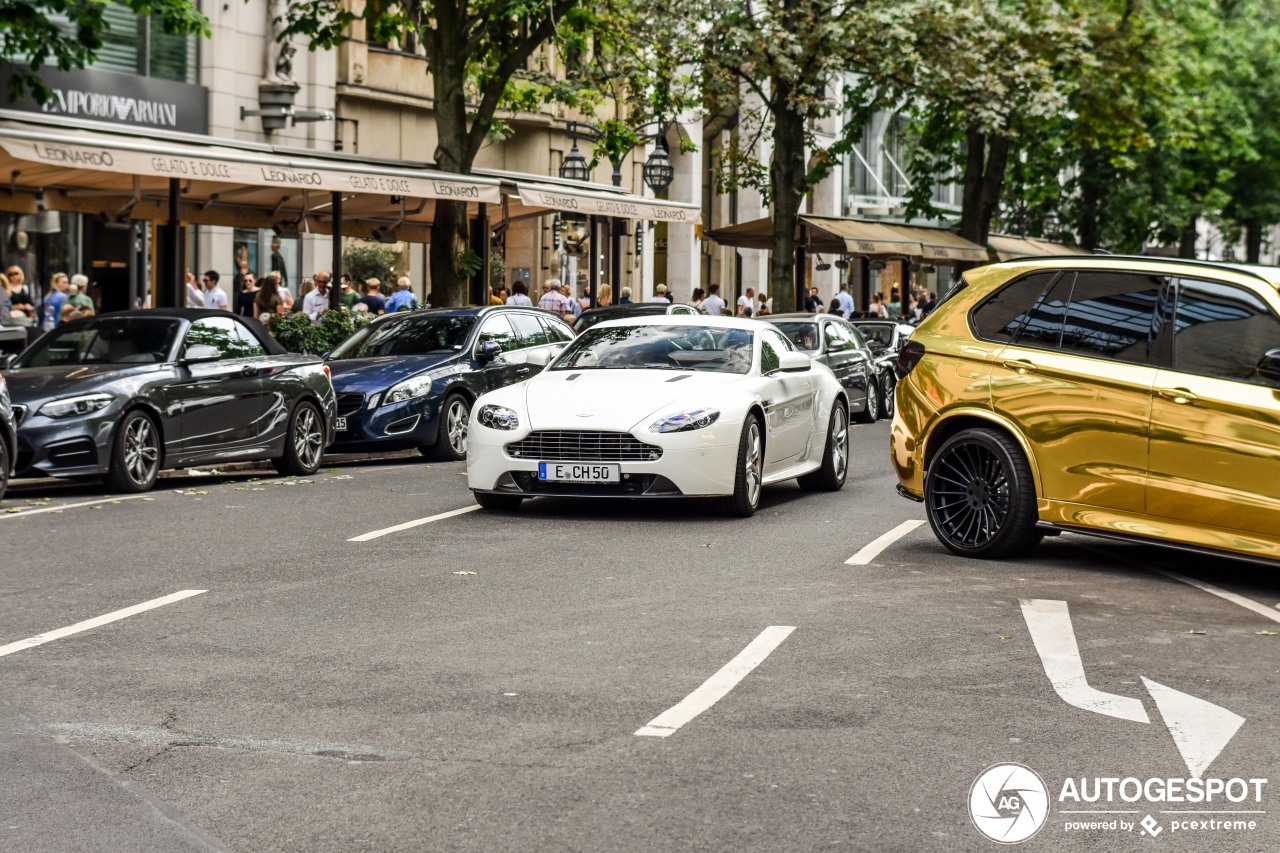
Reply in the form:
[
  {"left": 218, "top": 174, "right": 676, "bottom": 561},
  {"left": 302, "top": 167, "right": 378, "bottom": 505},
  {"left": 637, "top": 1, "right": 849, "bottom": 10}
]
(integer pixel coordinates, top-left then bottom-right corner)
[
  {"left": 665, "top": 375, "right": 691, "bottom": 383},
  {"left": 565, "top": 373, "right": 581, "bottom": 381}
]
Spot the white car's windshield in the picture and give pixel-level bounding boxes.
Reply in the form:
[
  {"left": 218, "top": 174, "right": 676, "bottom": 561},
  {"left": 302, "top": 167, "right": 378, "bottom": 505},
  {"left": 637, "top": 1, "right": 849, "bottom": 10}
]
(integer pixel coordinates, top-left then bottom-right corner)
[{"left": 552, "top": 324, "right": 754, "bottom": 374}]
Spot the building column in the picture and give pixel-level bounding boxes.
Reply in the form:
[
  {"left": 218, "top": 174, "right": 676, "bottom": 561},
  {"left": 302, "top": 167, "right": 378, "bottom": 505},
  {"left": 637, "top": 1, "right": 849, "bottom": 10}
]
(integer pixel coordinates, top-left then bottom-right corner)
[{"left": 659, "top": 118, "right": 703, "bottom": 304}]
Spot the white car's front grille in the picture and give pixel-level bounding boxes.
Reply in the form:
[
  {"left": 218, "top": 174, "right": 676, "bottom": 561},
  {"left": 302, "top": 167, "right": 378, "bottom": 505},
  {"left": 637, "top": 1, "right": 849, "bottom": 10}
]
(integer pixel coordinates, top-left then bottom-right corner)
[{"left": 506, "top": 430, "right": 662, "bottom": 462}]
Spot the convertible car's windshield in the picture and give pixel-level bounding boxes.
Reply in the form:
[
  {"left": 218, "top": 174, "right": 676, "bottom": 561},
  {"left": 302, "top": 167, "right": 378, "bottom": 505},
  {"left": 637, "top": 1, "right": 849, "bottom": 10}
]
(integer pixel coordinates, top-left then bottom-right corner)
[
  {"left": 771, "top": 322, "right": 819, "bottom": 353},
  {"left": 552, "top": 324, "right": 753, "bottom": 374},
  {"left": 14, "top": 318, "right": 182, "bottom": 368},
  {"left": 854, "top": 322, "right": 895, "bottom": 350},
  {"left": 331, "top": 315, "right": 477, "bottom": 359}
]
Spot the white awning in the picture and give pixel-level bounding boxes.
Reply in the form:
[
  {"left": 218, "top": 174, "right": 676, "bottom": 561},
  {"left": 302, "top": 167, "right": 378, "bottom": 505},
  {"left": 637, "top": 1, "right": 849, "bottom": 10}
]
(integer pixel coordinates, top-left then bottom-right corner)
[
  {"left": 0, "top": 121, "right": 502, "bottom": 204},
  {"left": 515, "top": 181, "right": 700, "bottom": 224}
]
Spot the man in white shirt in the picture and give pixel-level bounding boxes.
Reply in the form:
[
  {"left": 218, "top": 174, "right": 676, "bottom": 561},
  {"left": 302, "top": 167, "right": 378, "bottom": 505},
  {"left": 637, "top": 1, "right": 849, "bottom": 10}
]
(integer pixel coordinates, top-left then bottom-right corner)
[
  {"left": 701, "top": 283, "right": 726, "bottom": 316},
  {"left": 649, "top": 283, "right": 671, "bottom": 303},
  {"left": 184, "top": 271, "right": 205, "bottom": 308},
  {"left": 835, "top": 283, "right": 855, "bottom": 319},
  {"left": 303, "top": 273, "right": 331, "bottom": 321},
  {"left": 737, "top": 286, "right": 755, "bottom": 314},
  {"left": 201, "top": 270, "right": 229, "bottom": 310}
]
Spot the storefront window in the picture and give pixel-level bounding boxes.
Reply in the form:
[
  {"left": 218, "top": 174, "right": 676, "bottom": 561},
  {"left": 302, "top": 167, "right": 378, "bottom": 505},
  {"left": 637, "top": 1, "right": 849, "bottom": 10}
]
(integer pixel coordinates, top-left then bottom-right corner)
[{"left": 2, "top": 212, "right": 82, "bottom": 307}]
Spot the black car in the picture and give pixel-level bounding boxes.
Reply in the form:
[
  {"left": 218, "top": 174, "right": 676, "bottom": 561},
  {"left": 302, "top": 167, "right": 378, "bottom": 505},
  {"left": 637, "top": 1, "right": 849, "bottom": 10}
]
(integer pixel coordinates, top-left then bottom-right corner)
[
  {"left": 768, "top": 313, "right": 882, "bottom": 423},
  {"left": 0, "top": 369, "right": 14, "bottom": 500},
  {"left": 326, "top": 306, "right": 575, "bottom": 460},
  {"left": 573, "top": 302, "right": 699, "bottom": 333},
  {"left": 2, "top": 310, "right": 336, "bottom": 492},
  {"left": 850, "top": 320, "right": 916, "bottom": 419}
]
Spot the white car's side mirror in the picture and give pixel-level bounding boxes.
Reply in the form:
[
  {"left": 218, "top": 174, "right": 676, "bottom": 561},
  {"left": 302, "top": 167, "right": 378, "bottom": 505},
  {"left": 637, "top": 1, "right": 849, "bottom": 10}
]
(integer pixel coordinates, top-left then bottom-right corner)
[
  {"left": 525, "top": 349, "right": 553, "bottom": 369},
  {"left": 778, "top": 351, "right": 811, "bottom": 373}
]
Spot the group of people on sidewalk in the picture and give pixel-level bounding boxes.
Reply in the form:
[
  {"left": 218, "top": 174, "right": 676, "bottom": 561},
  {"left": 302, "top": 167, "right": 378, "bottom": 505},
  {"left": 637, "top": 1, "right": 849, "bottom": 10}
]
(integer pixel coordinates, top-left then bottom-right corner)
[
  {"left": 188, "top": 268, "right": 424, "bottom": 327},
  {"left": 2, "top": 266, "right": 97, "bottom": 329}
]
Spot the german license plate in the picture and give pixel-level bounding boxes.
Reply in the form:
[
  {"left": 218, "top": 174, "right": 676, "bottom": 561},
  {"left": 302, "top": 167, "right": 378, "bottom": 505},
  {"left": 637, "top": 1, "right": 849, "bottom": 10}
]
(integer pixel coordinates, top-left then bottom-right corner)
[
  {"left": 538, "top": 462, "right": 620, "bottom": 483},
  {"left": 334, "top": 417, "right": 347, "bottom": 431}
]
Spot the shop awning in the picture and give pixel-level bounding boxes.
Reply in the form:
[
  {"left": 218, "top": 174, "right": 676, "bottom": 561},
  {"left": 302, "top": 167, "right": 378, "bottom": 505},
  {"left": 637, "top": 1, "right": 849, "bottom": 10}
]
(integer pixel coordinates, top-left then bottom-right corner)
[
  {"left": 988, "top": 233, "right": 1084, "bottom": 261},
  {"left": 513, "top": 180, "right": 701, "bottom": 224},
  {"left": 706, "top": 214, "right": 987, "bottom": 262}
]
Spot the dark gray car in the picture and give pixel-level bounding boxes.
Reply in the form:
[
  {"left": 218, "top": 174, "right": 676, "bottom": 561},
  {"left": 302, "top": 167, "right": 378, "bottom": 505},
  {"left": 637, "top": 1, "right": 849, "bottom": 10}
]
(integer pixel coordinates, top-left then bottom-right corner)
[
  {"left": 0, "top": 369, "right": 14, "bottom": 501},
  {"left": 3, "top": 309, "right": 336, "bottom": 492},
  {"left": 769, "top": 313, "right": 881, "bottom": 423},
  {"left": 850, "top": 320, "right": 916, "bottom": 419}
]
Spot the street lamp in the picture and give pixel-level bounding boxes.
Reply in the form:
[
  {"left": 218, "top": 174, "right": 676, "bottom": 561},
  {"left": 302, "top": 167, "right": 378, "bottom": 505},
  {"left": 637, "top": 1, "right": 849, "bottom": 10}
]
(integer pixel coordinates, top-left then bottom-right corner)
[
  {"left": 642, "top": 137, "right": 675, "bottom": 194},
  {"left": 559, "top": 139, "right": 591, "bottom": 183}
]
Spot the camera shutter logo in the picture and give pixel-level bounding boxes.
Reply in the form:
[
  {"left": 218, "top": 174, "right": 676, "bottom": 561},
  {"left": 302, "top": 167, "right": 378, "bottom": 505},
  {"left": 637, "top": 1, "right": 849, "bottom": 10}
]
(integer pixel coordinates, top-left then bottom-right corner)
[{"left": 969, "top": 763, "right": 1050, "bottom": 844}]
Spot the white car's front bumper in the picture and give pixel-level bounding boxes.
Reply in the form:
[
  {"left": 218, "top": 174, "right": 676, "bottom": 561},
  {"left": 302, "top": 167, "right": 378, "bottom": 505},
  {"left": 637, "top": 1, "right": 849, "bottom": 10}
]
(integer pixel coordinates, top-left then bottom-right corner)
[{"left": 467, "top": 423, "right": 740, "bottom": 498}]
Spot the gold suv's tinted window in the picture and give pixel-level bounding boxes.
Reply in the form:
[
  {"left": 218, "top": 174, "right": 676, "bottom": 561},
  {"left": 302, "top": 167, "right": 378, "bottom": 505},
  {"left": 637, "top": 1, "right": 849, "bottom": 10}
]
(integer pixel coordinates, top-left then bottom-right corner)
[
  {"left": 1058, "top": 272, "right": 1166, "bottom": 362},
  {"left": 1174, "top": 278, "right": 1280, "bottom": 388},
  {"left": 970, "top": 272, "right": 1060, "bottom": 344}
]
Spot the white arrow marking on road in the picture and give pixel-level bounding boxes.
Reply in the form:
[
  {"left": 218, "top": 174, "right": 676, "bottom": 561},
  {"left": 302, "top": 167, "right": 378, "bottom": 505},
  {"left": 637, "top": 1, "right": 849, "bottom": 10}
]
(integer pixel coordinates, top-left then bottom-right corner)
[
  {"left": 1020, "top": 599, "right": 1150, "bottom": 723},
  {"left": 0, "top": 590, "right": 207, "bottom": 658},
  {"left": 1141, "top": 677, "right": 1245, "bottom": 780},
  {"left": 635, "top": 625, "right": 795, "bottom": 737}
]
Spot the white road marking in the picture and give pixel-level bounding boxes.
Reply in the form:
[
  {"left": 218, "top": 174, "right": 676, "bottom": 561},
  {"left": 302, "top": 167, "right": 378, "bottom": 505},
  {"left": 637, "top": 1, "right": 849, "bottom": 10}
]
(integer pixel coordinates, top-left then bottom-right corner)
[
  {"left": 348, "top": 505, "right": 481, "bottom": 542},
  {"left": 1142, "top": 677, "right": 1245, "bottom": 780},
  {"left": 635, "top": 625, "right": 795, "bottom": 738},
  {"left": 0, "top": 590, "right": 207, "bottom": 658},
  {"left": 0, "top": 493, "right": 156, "bottom": 518},
  {"left": 1019, "top": 599, "right": 1150, "bottom": 723},
  {"left": 1147, "top": 568, "right": 1280, "bottom": 625},
  {"left": 844, "top": 519, "right": 926, "bottom": 565}
]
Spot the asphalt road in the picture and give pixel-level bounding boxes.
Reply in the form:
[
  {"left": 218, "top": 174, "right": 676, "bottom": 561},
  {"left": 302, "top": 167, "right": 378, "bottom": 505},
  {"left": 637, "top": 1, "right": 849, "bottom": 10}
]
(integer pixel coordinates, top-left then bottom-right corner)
[{"left": 1, "top": 421, "right": 1277, "bottom": 852}]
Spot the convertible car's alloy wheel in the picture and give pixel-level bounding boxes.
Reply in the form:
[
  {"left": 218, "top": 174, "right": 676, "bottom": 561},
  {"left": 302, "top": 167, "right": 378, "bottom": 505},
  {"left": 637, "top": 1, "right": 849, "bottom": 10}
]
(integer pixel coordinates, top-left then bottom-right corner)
[
  {"left": 880, "top": 375, "right": 895, "bottom": 420},
  {"left": 273, "top": 402, "right": 325, "bottom": 476},
  {"left": 106, "top": 411, "right": 160, "bottom": 493},
  {"left": 0, "top": 437, "right": 11, "bottom": 501},
  {"left": 854, "top": 380, "right": 878, "bottom": 423},
  {"left": 428, "top": 394, "right": 471, "bottom": 462},
  {"left": 799, "top": 403, "right": 848, "bottom": 491},
  {"left": 719, "top": 416, "right": 763, "bottom": 517},
  {"left": 924, "top": 428, "right": 1041, "bottom": 559}
]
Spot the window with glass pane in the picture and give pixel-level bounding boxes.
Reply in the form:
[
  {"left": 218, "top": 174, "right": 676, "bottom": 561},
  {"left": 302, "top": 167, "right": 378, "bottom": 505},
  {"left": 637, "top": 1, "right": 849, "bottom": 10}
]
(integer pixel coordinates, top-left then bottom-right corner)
[
  {"left": 1174, "top": 279, "right": 1280, "bottom": 387},
  {"left": 1059, "top": 272, "right": 1165, "bottom": 364}
]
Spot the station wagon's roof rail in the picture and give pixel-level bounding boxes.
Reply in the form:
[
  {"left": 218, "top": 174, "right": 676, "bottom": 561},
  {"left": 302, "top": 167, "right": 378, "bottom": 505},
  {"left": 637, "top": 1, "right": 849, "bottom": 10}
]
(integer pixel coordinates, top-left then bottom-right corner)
[{"left": 996, "top": 254, "right": 1279, "bottom": 286}]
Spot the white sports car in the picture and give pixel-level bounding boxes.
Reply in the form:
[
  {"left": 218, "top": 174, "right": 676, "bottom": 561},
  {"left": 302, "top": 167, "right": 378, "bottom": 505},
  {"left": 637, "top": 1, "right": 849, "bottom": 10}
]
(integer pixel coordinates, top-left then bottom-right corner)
[{"left": 466, "top": 316, "right": 851, "bottom": 516}]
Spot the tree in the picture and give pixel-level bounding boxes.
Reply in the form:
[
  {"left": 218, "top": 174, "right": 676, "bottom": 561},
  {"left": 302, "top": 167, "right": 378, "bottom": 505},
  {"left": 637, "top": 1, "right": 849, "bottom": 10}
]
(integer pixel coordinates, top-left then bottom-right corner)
[
  {"left": 283, "top": 0, "right": 653, "bottom": 307},
  {"left": 2, "top": 0, "right": 210, "bottom": 103}
]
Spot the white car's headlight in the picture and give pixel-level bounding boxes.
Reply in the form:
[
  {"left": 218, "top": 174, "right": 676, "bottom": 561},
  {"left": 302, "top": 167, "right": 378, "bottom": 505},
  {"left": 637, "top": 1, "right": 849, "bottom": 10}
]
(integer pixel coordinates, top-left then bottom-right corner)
[
  {"left": 383, "top": 372, "right": 442, "bottom": 406},
  {"left": 649, "top": 407, "right": 720, "bottom": 433},
  {"left": 476, "top": 404, "right": 520, "bottom": 430},
  {"left": 38, "top": 392, "right": 114, "bottom": 418}
]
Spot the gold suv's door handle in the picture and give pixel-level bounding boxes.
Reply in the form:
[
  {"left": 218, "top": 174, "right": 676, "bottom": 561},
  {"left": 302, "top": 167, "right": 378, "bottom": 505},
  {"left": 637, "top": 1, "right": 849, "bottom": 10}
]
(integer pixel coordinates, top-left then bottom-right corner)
[
  {"left": 1002, "top": 359, "right": 1038, "bottom": 373},
  {"left": 1157, "top": 387, "right": 1199, "bottom": 404}
]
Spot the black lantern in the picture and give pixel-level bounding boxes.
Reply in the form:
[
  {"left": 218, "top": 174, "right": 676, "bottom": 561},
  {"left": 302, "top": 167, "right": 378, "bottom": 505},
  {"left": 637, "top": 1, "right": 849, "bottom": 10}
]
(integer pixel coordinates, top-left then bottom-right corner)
[
  {"left": 643, "top": 138, "right": 675, "bottom": 193},
  {"left": 560, "top": 141, "right": 590, "bottom": 182}
]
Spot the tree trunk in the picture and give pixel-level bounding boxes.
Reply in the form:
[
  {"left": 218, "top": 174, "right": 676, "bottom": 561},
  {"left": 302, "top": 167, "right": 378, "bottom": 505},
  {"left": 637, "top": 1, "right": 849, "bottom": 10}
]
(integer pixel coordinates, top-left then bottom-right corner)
[
  {"left": 1178, "top": 217, "right": 1198, "bottom": 259},
  {"left": 1245, "top": 217, "right": 1262, "bottom": 263},
  {"left": 769, "top": 80, "right": 806, "bottom": 315},
  {"left": 956, "top": 127, "right": 1009, "bottom": 249},
  {"left": 427, "top": 21, "right": 475, "bottom": 307},
  {"left": 1078, "top": 149, "right": 1103, "bottom": 252}
]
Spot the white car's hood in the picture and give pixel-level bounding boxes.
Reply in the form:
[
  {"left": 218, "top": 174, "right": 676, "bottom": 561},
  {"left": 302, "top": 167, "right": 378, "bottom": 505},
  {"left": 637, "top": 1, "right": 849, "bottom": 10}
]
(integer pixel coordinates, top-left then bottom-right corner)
[{"left": 524, "top": 369, "right": 744, "bottom": 431}]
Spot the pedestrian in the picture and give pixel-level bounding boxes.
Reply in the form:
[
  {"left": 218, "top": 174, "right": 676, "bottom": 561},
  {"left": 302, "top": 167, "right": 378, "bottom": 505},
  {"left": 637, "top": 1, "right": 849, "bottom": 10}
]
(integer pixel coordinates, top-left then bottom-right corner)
[
  {"left": 598, "top": 283, "right": 612, "bottom": 307},
  {"left": 60, "top": 303, "right": 82, "bottom": 324},
  {"left": 828, "top": 296, "right": 843, "bottom": 316},
  {"left": 184, "top": 271, "right": 204, "bottom": 308},
  {"left": 886, "top": 287, "right": 902, "bottom": 320},
  {"left": 506, "top": 280, "right": 533, "bottom": 306},
  {"left": 201, "top": 270, "right": 229, "bottom": 311},
  {"left": 291, "top": 276, "right": 314, "bottom": 312},
  {"left": 5, "top": 266, "right": 35, "bottom": 319},
  {"left": 619, "top": 287, "right": 632, "bottom": 305},
  {"left": 560, "top": 282, "right": 583, "bottom": 318},
  {"left": 804, "top": 286, "right": 822, "bottom": 313},
  {"left": 649, "top": 283, "right": 671, "bottom": 304},
  {"left": 489, "top": 286, "right": 506, "bottom": 306},
  {"left": 756, "top": 291, "right": 772, "bottom": 316},
  {"left": 835, "top": 283, "right": 854, "bottom": 319},
  {"left": 269, "top": 236, "right": 289, "bottom": 290},
  {"left": 302, "top": 274, "right": 330, "bottom": 321},
  {"left": 740, "top": 305, "right": 754, "bottom": 318},
  {"left": 701, "top": 283, "right": 725, "bottom": 317},
  {"left": 920, "top": 290, "right": 937, "bottom": 317},
  {"left": 235, "top": 272, "right": 259, "bottom": 318},
  {"left": 537, "top": 278, "right": 569, "bottom": 317},
  {"left": 67, "top": 275, "right": 94, "bottom": 312},
  {"left": 39, "top": 273, "right": 69, "bottom": 329},
  {"left": 691, "top": 287, "right": 705, "bottom": 313},
  {"left": 868, "top": 292, "right": 887, "bottom": 318},
  {"left": 254, "top": 273, "right": 286, "bottom": 319},
  {"left": 386, "top": 276, "right": 417, "bottom": 312},
  {"left": 358, "top": 278, "right": 387, "bottom": 315},
  {"left": 736, "top": 286, "right": 755, "bottom": 314}
]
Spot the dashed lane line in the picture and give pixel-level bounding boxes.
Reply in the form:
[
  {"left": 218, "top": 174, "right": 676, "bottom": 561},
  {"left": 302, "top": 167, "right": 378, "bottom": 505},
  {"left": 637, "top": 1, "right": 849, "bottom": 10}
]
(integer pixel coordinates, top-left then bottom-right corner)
[
  {"left": 348, "top": 505, "right": 482, "bottom": 542},
  {"left": 844, "top": 519, "right": 926, "bottom": 565},
  {"left": 0, "top": 590, "right": 207, "bottom": 658},
  {"left": 635, "top": 625, "right": 795, "bottom": 738},
  {"left": 1147, "top": 568, "right": 1280, "bottom": 626},
  {"left": 0, "top": 493, "right": 156, "bottom": 518}
]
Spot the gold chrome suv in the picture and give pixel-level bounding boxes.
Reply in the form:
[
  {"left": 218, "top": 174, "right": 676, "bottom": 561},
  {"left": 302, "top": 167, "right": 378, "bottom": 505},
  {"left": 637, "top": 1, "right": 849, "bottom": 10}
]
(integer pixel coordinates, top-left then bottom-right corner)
[{"left": 891, "top": 256, "right": 1280, "bottom": 565}]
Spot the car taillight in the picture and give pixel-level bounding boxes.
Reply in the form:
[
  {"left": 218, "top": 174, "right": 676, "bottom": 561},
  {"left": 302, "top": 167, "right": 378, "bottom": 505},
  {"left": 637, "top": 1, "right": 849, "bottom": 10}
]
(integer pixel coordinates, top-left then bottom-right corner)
[{"left": 896, "top": 340, "right": 925, "bottom": 379}]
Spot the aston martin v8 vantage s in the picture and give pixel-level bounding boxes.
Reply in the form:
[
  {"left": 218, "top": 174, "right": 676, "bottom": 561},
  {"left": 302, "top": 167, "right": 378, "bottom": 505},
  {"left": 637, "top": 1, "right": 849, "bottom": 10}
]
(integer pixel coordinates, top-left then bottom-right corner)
[
  {"left": 4, "top": 310, "right": 335, "bottom": 493},
  {"left": 467, "top": 316, "right": 851, "bottom": 517}
]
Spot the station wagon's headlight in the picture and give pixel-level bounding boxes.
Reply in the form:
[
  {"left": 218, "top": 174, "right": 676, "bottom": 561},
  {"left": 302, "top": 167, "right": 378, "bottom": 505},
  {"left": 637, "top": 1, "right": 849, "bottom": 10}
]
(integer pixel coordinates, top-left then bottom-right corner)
[
  {"left": 649, "top": 408, "right": 720, "bottom": 433},
  {"left": 384, "top": 373, "right": 437, "bottom": 406},
  {"left": 38, "top": 392, "right": 114, "bottom": 418},
  {"left": 477, "top": 404, "right": 520, "bottom": 430}
]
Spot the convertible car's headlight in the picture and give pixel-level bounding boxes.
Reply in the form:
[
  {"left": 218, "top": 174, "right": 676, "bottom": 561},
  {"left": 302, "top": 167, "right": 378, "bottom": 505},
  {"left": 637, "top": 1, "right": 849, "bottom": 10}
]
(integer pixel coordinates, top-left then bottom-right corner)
[
  {"left": 38, "top": 392, "right": 114, "bottom": 418},
  {"left": 477, "top": 404, "right": 520, "bottom": 430},
  {"left": 383, "top": 374, "right": 437, "bottom": 406},
  {"left": 649, "top": 407, "right": 720, "bottom": 433}
]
